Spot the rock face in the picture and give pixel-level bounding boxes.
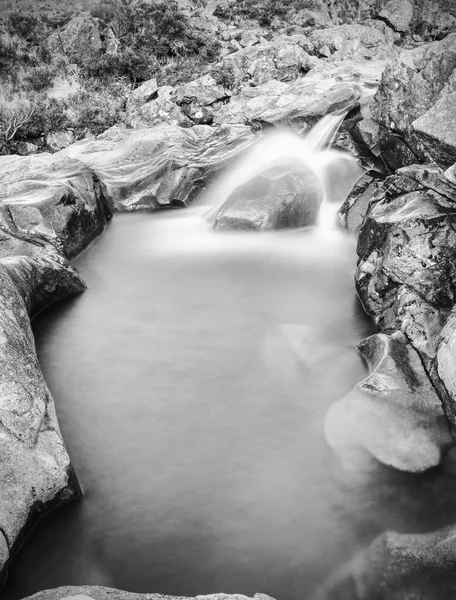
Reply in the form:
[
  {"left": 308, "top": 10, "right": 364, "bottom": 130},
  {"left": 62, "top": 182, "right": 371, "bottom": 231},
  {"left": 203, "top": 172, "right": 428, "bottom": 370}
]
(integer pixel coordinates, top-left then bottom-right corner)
[
  {"left": 61, "top": 124, "right": 256, "bottom": 211},
  {"left": 358, "top": 33, "right": 456, "bottom": 170},
  {"left": 325, "top": 331, "right": 451, "bottom": 472},
  {"left": 47, "top": 15, "right": 102, "bottom": 65},
  {"left": 213, "top": 166, "right": 323, "bottom": 230},
  {"left": 22, "top": 588, "right": 275, "bottom": 600},
  {"left": 316, "top": 525, "right": 456, "bottom": 600}
]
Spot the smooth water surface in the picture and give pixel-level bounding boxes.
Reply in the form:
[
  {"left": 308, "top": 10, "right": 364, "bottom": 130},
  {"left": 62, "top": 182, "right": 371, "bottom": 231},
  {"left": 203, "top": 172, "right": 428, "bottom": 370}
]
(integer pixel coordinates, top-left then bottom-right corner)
[{"left": 5, "top": 209, "right": 456, "bottom": 600}]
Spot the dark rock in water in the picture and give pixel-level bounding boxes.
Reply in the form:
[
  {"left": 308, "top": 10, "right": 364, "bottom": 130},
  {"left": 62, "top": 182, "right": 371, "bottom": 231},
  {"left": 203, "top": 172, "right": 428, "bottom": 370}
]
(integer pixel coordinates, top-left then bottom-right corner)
[
  {"left": 355, "top": 163, "right": 456, "bottom": 360},
  {"left": 363, "top": 33, "right": 456, "bottom": 170},
  {"left": 20, "top": 587, "right": 275, "bottom": 600},
  {"left": 325, "top": 331, "right": 451, "bottom": 472},
  {"left": 213, "top": 166, "right": 323, "bottom": 231},
  {"left": 315, "top": 525, "right": 456, "bottom": 600},
  {"left": 0, "top": 153, "right": 112, "bottom": 259},
  {"left": 61, "top": 124, "right": 256, "bottom": 211},
  {"left": 0, "top": 252, "right": 84, "bottom": 584}
]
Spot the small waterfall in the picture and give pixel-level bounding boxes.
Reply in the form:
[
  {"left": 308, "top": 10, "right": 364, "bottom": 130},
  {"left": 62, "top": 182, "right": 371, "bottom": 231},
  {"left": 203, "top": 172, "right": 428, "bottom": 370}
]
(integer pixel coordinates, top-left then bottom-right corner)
[{"left": 203, "top": 113, "right": 363, "bottom": 231}]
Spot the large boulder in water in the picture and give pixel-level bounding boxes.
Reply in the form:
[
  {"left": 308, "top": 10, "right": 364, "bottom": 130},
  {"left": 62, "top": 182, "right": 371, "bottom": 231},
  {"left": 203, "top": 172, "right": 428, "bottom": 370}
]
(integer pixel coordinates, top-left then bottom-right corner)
[
  {"left": 60, "top": 124, "right": 256, "bottom": 211},
  {"left": 0, "top": 251, "right": 84, "bottom": 586},
  {"left": 0, "top": 153, "right": 112, "bottom": 259},
  {"left": 359, "top": 33, "right": 456, "bottom": 170},
  {"left": 315, "top": 525, "right": 456, "bottom": 600},
  {"left": 325, "top": 331, "right": 451, "bottom": 473},
  {"left": 213, "top": 166, "right": 323, "bottom": 231}
]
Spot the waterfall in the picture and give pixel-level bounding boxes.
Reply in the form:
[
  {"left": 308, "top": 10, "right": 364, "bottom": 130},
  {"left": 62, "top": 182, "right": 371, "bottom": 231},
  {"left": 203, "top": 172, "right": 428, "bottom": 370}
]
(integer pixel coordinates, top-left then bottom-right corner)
[{"left": 203, "top": 112, "right": 363, "bottom": 230}]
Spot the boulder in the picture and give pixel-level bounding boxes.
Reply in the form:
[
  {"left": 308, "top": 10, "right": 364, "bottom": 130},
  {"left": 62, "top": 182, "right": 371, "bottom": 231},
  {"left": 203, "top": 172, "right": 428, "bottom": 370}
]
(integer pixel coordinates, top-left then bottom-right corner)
[
  {"left": 316, "top": 525, "right": 456, "bottom": 600},
  {"left": 0, "top": 251, "right": 84, "bottom": 584},
  {"left": 21, "top": 587, "right": 275, "bottom": 600},
  {"left": 363, "top": 33, "right": 456, "bottom": 170},
  {"left": 127, "top": 79, "right": 159, "bottom": 110},
  {"left": 60, "top": 124, "right": 257, "bottom": 211},
  {"left": 337, "top": 174, "right": 382, "bottom": 232},
  {"left": 0, "top": 153, "right": 112, "bottom": 259},
  {"left": 47, "top": 15, "right": 102, "bottom": 65},
  {"left": 213, "top": 165, "right": 323, "bottom": 230},
  {"left": 379, "top": 0, "right": 414, "bottom": 32},
  {"left": 325, "top": 331, "right": 451, "bottom": 472},
  {"left": 215, "top": 61, "right": 385, "bottom": 130},
  {"left": 355, "top": 163, "right": 456, "bottom": 360},
  {"left": 46, "top": 130, "right": 75, "bottom": 153},
  {"left": 125, "top": 86, "right": 191, "bottom": 129},
  {"left": 171, "top": 74, "right": 231, "bottom": 124}
]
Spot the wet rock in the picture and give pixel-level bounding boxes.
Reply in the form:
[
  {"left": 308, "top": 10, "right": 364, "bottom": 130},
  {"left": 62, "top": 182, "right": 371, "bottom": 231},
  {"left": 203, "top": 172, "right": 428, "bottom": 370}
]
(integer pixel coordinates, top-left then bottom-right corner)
[
  {"left": 47, "top": 15, "right": 102, "bottom": 65},
  {"left": 215, "top": 61, "right": 384, "bottom": 130},
  {"left": 325, "top": 331, "right": 451, "bottom": 472},
  {"left": 21, "top": 587, "right": 275, "bottom": 600},
  {"left": 316, "top": 525, "right": 456, "bottom": 600},
  {"left": 61, "top": 124, "right": 256, "bottom": 211},
  {"left": 213, "top": 166, "right": 322, "bottom": 231},
  {"left": 337, "top": 174, "right": 381, "bottom": 232},
  {"left": 355, "top": 163, "right": 456, "bottom": 359},
  {"left": 366, "top": 33, "right": 456, "bottom": 169},
  {"left": 0, "top": 252, "right": 84, "bottom": 583},
  {"left": 379, "top": 0, "right": 414, "bottom": 33},
  {"left": 0, "top": 153, "right": 112, "bottom": 259}
]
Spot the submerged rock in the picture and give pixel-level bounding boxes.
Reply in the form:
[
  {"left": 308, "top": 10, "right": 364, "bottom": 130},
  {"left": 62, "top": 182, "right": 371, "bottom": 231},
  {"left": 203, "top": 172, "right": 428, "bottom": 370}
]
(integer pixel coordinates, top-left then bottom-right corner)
[
  {"left": 325, "top": 331, "right": 451, "bottom": 472},
  {"left": 0, "top": 252, "right": 84, "bottom": 583},
  {"left": 213, "top": 166, "right": 322, "bottom": 230},
  {"left": 22, "top": 588, "right": 276, "bottom": 600},
  {"left": 61, "top": 124, "right": 256, "bottom": 211}
]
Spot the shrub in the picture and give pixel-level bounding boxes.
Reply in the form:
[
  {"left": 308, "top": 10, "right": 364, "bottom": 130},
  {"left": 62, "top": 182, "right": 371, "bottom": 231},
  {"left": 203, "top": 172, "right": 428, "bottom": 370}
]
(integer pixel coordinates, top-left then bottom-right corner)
[
  {"left": 214, "top": 0, "right": 324, "bottom": 26},
  {"left": 211, "top": 62, "right": 236, "bottom": 89},
  {"left": 0, "top": 92, "right": 36, "bottom": 144}
]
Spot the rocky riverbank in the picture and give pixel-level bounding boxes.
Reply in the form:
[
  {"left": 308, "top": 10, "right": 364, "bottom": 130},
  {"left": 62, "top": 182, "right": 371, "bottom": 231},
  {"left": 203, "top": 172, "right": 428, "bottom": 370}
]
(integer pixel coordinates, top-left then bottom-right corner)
[{"left": 0, "top": 0, "right": 456, "bottom": 598}]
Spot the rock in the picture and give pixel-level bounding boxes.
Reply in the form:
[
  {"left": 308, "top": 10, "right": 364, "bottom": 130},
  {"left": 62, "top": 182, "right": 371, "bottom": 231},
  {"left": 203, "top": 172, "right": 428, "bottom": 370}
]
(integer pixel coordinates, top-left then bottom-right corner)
[
  {"left": 46, "top": 130, "right": 75, "bottom": 153},
  {"left": 239, "top": 30, "right": 259, "bottom": 47},
  {"left": 215, "top": 61, "right": 385, "bottom": 130},
  {"left": 125, "top": 85, "right": 191, "bottom": 129},
  {"left": 325, "top": 331, "right": 452, "bottom": 472},
  {"left": 104, "top": 27, "right": 120, "bottom": 56},
  {"left": 316, "top": 525, "right": 456, "bottom": 600},
  {"left": 308, "top": 22, "right": 397, "bottom": 61},
  {"left": 16, "top": 142, "right": 39, "bottom": 156},
  {"left": 337, "top": 174, "right": 381, "bottom": 232},
  {"left": 170, "top": 74, "right": 231, "bottom": 124},
  {"left": 215, "top": 39, "right": 314, "bottom": 87},
  {"left": 213, "top": 165, "right": 323, "bottom": 230},
  {"left": 0, "top": 251, "right": 84, "bottom": 583},
  {"left": 47, "top": 15, "right": 102, "bottom": 65},
  {"left": 0, "top": 153, "right": 112, "bottom": 259},
  {"left": 60, "top": 124, "right": 256, "bottom": 211},
  {"left": 21, "top": 587, "right": 274, "bottom": 600},
  {"left": 366, "top": 33, "right": 456, "bottom": 169},
  {"left": 379, "top": 0, "right": 414, "bottom": 33},
  {"left": 127, "top": 79, "right": 158, "bottom": 110}
]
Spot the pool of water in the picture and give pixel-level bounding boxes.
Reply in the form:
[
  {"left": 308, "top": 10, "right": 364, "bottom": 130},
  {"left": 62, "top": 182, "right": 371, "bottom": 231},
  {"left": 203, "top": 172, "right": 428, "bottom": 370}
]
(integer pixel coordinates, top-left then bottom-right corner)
[{"left": 4, "top": 208, "right": 456, "bottom": 600}]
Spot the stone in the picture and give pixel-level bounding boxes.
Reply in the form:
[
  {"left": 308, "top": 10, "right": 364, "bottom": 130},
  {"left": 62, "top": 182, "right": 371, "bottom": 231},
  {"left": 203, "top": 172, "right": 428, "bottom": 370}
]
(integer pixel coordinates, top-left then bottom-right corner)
[
  {"left": 355, "top": 163, "right": 456, "bottom": 360},
  {"left": 325, "top": 332, "right": 452, "bottom": 472},
  {"left": 60, "top": 124, "right": 257, "bottom": 211},
  {"left": 0, "top": 153, "right": 112, "bottom": 259},
  {"left": 16, "top": 142, "right": 39, "bottom": 156},
  {"left": 21, "top": 588, "right": 273, "bottom": 600},
  {"left": 47, "top": 15, "right": 102, "bottom": 65},
  {"left": 125, "top": 86, "right": 191, "bottom": 129},
  {"left": 46, "top": 130, "right": 75, "bottom": 153},
  {"left": 213, "top": 165, "right": 322, "bottom": 231},
  {"left": 127, "top": 79, "right": 159, "bottom": 110},
  {"left": 337, "top": 174, "right": 381, "bottom": 232},
  {"left": 379, "top": 0, "right": 414, "bottom": 32},
  {"left": 0, "top": 252, "right": 84, "bottom": 582}
]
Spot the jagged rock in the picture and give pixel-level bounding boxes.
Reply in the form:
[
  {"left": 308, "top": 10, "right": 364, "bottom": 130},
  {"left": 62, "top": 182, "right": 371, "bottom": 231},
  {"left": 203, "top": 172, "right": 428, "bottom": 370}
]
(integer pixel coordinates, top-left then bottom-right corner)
[
  {"left": 308, "top": 22, "right": 397, "bottom": 61},
  {"left": 125, "top": 86, "right": 191, "bottom": 129},
  {"left": 47, "top": 15, "right": 102, "bottom": 65},
  {"left": 215, "top": 61, "right": 385, "bottom": 130},
  {"left": 21, "top": 587, "right": 275, "bottom": 600},
  {"left": 365, "top": 33, "right": 456, "bottom": 170},
  {"left": 337, "top": 174, "right": 381, "bottom": 232},
  {"left": 61, "top": 124, "right": 256, "bottom": 211},
  {"left": 379, "top": 0, "right": 414, "bottom": 33},
  {"left": 127, "top": 79, "right": 159, "bottom": 110},
  {"left": 215, "top": 39, "right": 315, "bottom": 87},
  {"left": 213, "top": 165, "right": 322, "bottom": 230},
  {"left": 0, "top": 153, "right": 112, "bottom": 259},
  {"left": 0, "top": 251, "right": 84, "bottom": 584},
  {"left": 325, "top": 331, "right": 451, "bottom": 472},
  {"left": 46, "top": 130, "right": 75, "bottom": 153},
  {"left": 170, "top": 74, "right": 231, "bottom": 124},
  {"left": 316, "top": 525, "right": 456, "bottom": 600},
  {"left": 356, "top": 163, "right": 456, "bottom": 360}
]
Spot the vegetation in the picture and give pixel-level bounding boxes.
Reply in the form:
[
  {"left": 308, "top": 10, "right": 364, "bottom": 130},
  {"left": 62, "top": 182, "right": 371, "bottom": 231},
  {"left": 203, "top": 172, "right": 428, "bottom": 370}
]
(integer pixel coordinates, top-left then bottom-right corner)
[{"left": 213, "top": 0, "right": 324, "bottom": 27}]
